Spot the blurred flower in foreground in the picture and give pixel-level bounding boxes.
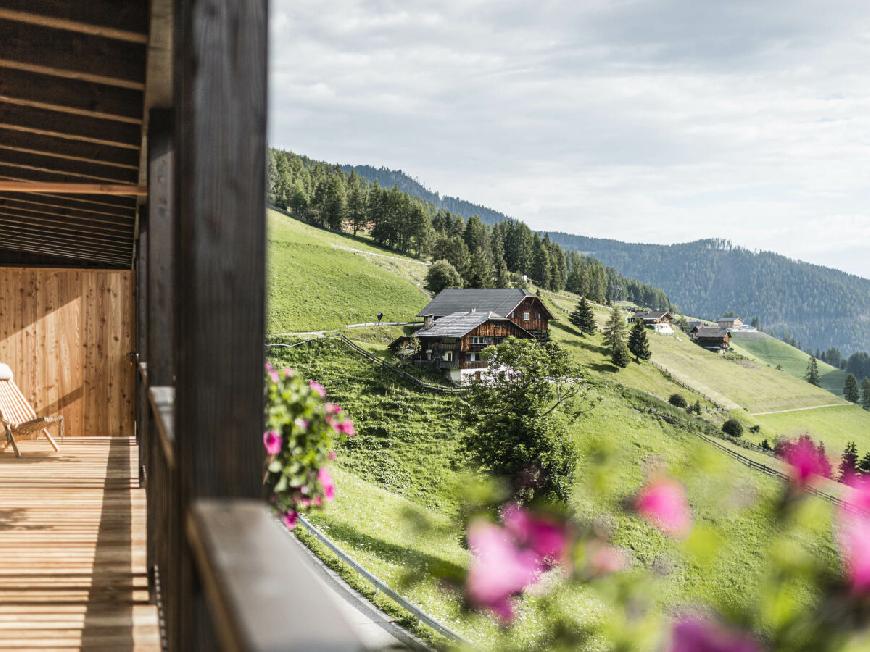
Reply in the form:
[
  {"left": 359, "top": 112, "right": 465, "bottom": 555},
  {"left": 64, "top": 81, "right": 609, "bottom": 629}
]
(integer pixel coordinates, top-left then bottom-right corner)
[
  {"left": 669, "top": 616, "right": 761, "bottom": 652},
  {"left": 466, "top": 520, "right": 541, "bottom": 623},
  {"left": 635, "top": 476, "right": 692, "bottom": 538},
  {"left": 779, "top": 435, "right": 832, "bottom": 489},
  {"left": 839, "top": 477, "right": 870, "bottom": 595},
  {"left": 585, "top": 540, "right": 627, "bottom": 577},
  {"left": 502, "top": 503, "right": 569, "bottom": 567}
]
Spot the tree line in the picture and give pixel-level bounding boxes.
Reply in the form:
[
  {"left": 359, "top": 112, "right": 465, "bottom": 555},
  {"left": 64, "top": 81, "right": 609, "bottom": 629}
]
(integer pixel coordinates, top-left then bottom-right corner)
[{"left": 268, "top": 148, "right": 670, "bottom": 308}]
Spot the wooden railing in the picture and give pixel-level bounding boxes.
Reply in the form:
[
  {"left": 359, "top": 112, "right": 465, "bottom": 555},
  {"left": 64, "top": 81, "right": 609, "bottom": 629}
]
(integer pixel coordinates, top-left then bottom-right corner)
[{"left": 137, "top": 371, "right": 363, "bottom": 651}]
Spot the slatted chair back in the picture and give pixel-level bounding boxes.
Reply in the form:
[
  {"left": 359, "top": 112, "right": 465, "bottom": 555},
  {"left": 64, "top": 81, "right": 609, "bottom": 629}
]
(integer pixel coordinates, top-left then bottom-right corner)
[{"left": 0, "top": 377, "right": 39, "bottom": 428}]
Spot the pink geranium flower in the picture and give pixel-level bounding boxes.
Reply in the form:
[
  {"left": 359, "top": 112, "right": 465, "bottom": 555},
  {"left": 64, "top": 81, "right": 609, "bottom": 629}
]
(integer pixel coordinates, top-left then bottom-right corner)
[
  {"left": 263, "top": 430, "right": 282, "bottom": 455},
  {"left": 294, "top": 417, "right": 309, "bottom": 431},
  {"left": 466, "top": 520, "right": 541, "bottom": 623},
  {"left": 309, "top": 380, "right": 326, "bottom": 397},
  {"left": 327, "top": 450, "right": 337, "bottom": 461},
  {"left": 669, "top": 616, "right": 761, "bottom": 652},
  {"left": 502, "top": 503, "right": 568, "bottom": 565},
  {"left": 635, "top": 477, "right": 692, "bottom": 538},
  {"left": 282, "top": 510, "right": 298, "bottom": 529},
  {"left": 325, "top": 402, "right": 342, "bottom": 416},
  {"left": 839, "top": 479, "right": 870, "bottom": 595},
  {"left": 318, "top": 467, "right": 335, "bottom": 502},
  {"left": 264, "top": 361, "right": 279, "bottom": 383},
  {"left": 781, "top": 435, "right": 832, "bottom": 488},
  {"left": 336, "top": 419, "right": 356, "bottom": 437}
]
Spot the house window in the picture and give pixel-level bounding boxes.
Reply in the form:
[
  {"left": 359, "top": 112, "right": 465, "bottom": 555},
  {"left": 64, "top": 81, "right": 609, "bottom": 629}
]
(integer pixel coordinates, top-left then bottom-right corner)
[
  {"left": 523, "top": 311, "right": 530, "bottom": 321},
  {"left": 469, "top": 353, "right": 476, "bottom": 362},
  {"left": 442, "top": 351, "right": 453, "bottom": 362}
]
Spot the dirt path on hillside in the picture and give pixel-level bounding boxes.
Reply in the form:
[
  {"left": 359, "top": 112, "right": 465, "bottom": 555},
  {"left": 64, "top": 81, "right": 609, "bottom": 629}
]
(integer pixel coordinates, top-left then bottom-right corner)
[{"left": 751, "top": 403, "right": 848, "bottom": 417}]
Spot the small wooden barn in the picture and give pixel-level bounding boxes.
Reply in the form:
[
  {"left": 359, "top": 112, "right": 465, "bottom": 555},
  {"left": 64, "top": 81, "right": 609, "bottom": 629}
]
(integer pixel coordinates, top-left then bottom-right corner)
[{"left": 691, "top": 326, "right": 733, "bottom": 352}]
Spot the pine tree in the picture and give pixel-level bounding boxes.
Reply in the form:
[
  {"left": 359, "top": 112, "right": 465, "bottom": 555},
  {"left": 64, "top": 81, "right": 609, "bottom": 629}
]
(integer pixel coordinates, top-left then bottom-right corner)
[
  {"left": 604, "top": 306, "right": 629, "bottom": 369},
  {"left": 862, "top": 378, "right": 870, "bottom": 410},
  {"left": 845, "top": 373, "right": 860, "bottom": 403},
  {"left": 805, "top": 356, "right": 820, "bottom": 386},
  {"left": 628, "top": 320, "right": 652, "bottom": 363},
  {"left": 569, "top": 297, "right": 596, "bottom": 335},
  {"left": 840, "top": 441, "right": 859, "bottom": 482},
  {"left": 859, "top": 451, "right": 870, "bottom": 475}
]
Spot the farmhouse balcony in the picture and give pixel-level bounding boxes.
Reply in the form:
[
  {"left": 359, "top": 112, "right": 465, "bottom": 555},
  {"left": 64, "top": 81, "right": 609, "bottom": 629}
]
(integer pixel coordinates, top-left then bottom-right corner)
[{"left": 0, "top": 2, "right": 363, "bottom": 650}]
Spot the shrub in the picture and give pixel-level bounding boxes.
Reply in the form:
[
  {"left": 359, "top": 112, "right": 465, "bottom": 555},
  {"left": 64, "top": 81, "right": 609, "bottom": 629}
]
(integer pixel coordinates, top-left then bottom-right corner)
[
  {"left": 668, "top": 393, "right": 688, "bottom": 409},
  {"left": 425, "top": 259, "right": 462, "bottom": 294},
  {"left": 761, "top": 438, "right": 771, "bottom": 450},
  {"left": 722, "top": 418, "right": 744, "bottom": 438},
  {"left": 749, "top": 424, "right": 761, "bottom": 434}
]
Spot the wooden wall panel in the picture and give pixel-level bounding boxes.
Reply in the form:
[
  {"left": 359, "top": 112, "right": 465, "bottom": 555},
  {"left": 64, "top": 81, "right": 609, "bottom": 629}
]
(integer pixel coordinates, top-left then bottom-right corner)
[{"left": 0, "top": 267, "right": 134, "bottom": 436}]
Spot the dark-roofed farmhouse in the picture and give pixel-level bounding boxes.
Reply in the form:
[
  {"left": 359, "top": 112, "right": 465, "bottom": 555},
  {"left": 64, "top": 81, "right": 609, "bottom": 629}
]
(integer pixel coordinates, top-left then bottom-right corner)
[
  {"left": 691, "top": 326, "right": 733, "bottom": 352},
  {"left": 411, "top": 310, "right": 535, "bottom": 383},
  {"left": 418, "top": 288, "right": 552, "bottom": 338}
]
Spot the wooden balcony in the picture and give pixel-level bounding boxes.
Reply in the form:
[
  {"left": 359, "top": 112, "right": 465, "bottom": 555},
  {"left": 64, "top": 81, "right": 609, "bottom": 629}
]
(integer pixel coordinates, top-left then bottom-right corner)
[{"left": 0, "top": 438, "right": 160, "bottom": 650}]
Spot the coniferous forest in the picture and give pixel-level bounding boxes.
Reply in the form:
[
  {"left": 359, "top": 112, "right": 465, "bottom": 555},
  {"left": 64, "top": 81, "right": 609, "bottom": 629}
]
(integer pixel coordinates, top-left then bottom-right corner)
[{"left": 268, "top": 149, "right": 670, "bottom": 309}]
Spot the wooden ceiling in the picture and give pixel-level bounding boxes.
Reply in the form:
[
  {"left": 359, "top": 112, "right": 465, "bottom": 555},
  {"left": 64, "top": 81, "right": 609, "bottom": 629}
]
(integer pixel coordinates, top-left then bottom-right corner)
[{"left": 0, "top": 0, "right": 150, "bottom": 268}]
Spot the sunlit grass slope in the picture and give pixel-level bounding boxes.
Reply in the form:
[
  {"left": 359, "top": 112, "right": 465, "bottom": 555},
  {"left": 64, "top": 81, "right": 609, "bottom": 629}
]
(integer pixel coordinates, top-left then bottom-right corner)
[
  {"left": 753, "top": 405, "right": 870, "bottom": 456},
  {"left": 731, "top": 331, "right": 848, "bottom": 397},
  {"left": 267, "top": 210, "right": 429, "bottom": 332},
  {"left": 268, "top": 340, "right": 836, "bottom": 649}
]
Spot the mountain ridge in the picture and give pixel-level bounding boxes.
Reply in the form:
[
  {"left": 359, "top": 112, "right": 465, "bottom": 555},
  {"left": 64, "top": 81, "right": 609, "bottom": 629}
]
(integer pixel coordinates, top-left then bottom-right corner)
[{"left": 342, "top": 162, "right": 869, "bottom": 354}]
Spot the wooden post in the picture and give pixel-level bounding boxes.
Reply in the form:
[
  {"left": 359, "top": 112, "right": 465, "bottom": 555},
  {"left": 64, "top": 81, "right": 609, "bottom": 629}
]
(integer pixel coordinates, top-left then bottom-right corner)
[
  {"left": 174, "top": 0, "right": 268, "bottom": 648},
  {"left": 146, "top": 107, "right": 176, "bottom": 610},
  {"left": 135, "top": 206, "right": 148, "bottom": 484}
]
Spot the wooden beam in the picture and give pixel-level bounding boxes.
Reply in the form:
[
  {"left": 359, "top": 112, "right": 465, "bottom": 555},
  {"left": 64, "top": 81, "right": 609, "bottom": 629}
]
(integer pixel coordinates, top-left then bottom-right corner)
[
  {"left": 0, "top": 148, "right": 139, "bottom": 184},
  {"left": 0, "top": 0, "right": 148, "bottom": 43},
  {"left": 188, "top": 501, "right": 360, "bottom": 652},
  {"left": 0, "top": 130, "right": 140, "bottom": 169},
  {"left": 0, "top": 219, "right": 133, "bottom": 254},
  {"left": 0, "top": 19, "right": 146, "bottom": 90},
  {"left": 174, "top": 0, "right": 268, "bottom": 648},
  {"left": 0, "top": 103, "right": 141, "bottom": 149},
  {"left": 0, "top": 68, "right": 143, "bottom": 124},
  {"left": 0, "top": 208, "right": 134, "bottom": 240},
  {"left": 0, "top": 196, "right": 134, "bottom": 228},
  {"left": 0, "top": 236, "right": 128, "bottom": 265},
  {"left": 0, "top": 192, "right": 135, "bottom": 219},
  {"left": 0, "top": 181, "right": 146, "bottom": 195}
]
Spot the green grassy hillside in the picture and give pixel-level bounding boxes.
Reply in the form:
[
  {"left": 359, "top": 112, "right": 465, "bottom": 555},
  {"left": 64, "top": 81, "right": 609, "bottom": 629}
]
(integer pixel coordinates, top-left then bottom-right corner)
[
  {"left": 267, "top": 209, "right": 429, "bottom": 332},
  {"left": 268, "top": 337, "right": 835, "bottom": 649},
  {"left": 731, "top": 331, "right": 848, "bottom": 397}
]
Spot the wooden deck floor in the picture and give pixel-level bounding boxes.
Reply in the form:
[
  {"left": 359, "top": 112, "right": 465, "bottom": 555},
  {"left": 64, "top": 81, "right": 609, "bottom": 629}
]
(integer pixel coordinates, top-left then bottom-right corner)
[{"left": 0, "top": 437, "right": 160, "bottom": 651}]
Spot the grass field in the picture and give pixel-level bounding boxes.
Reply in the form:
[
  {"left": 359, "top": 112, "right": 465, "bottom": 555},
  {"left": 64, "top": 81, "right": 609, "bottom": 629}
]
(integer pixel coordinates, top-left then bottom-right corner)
[
  {"left": 731, "top": 331, "right": 848, "bottom": 397},
  {"left": 267, "top": 210, "right": 429, "bottom": 332},
  {"left": 269, "top": 338, "right": 837, "bottom": 649},
  {"left": 752, "top": 404, "right": 870, "bottom": 458}
]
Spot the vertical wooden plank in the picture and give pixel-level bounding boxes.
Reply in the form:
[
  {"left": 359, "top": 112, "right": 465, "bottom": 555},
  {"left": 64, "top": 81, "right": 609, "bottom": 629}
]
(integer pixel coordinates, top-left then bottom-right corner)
[{"left": 174, "top": 0, "right": 268, "bottom": 648}]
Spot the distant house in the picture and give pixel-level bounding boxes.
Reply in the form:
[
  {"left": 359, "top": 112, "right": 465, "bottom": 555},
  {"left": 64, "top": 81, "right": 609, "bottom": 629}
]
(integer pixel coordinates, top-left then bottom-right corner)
[
  {"left": 418, "top": 288, "right": 552, "bottom": 339},
  {"left": 628, "top": 310, "right": 674, "bottom": 334},
  {"left": 628, "top": 310, "right": 673, "bottom": 326},
  {"left": 410, "top": 310, "right": 536, "bottom": 383},
  {"left": 717, "top": 316, "right": 743, "bottom": 330},
  {"left": 691, "top": 326, "right": 732, "bottom": 352}
]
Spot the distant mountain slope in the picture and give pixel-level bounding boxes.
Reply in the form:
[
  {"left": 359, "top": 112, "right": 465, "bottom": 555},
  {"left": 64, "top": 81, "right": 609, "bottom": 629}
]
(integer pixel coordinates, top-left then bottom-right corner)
[
  {"left": 545, "top": 234, "right": 870, "bottom": 354},
  {"left": 337, "top": 162, "right": 869, "bottom": 354},
  {"left": 340, "top": 164, "right": 511, "bottom": 225}
]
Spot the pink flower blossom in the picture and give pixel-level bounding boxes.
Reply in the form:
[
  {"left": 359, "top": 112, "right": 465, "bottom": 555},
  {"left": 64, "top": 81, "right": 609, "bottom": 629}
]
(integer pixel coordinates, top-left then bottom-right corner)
[
  {"left": 466, "top": 520, "right": 541, "bottom": 623},
  {"left": 264, "top": 361, "right": 279, "bottom": 383},
  {"left": 318, "top": 467, "right": 335, "bottom": 502},
  {"left": 502, "top": 503, "right": 568, "bottom": 564},
  {"left": 781, "top": 435, "right": 832, "bottom": 488},
  {"left": 327, "top": 450, "right": 337, "bottom": 461},
  {"left": 635, "top": 477, "right": 692, "bottom": 538},
  {"left": 282, "top": 367, "right": 294, "bottom": 379},
  {"left": 309, "top": 380, "right": 326, "bottom": 397},
  {"left": 669, "top": 616, "right": 761, "bottom": 652},
  {"left": 844, "top": 476, "right": 870, "bottom": 513},
  {"left": 282, "top": 510, "right": 298, "bottom": 529},
  {"left": 336, "top": 419, "right": 356, "bottom": 437},
  {"left": 263, "top": 430, "right": 282, "bottom": 455},
  {"left": 294, "top": 417, "right": 309, "bottom": 431},
  {"left": 325, "top": 402, "right": 342, "bottom": 416},
  {"left": 839, "top": 513, "right": 870, "bottom": 594},
  {"left": 586, "top": 541, "right": 626, "bottom": 577}
]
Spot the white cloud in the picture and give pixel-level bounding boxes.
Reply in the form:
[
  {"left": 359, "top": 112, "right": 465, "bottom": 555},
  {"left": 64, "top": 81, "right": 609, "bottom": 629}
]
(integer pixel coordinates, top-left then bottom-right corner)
[{"left": 269, "top": 0, "right": 870, "bottom": 278}]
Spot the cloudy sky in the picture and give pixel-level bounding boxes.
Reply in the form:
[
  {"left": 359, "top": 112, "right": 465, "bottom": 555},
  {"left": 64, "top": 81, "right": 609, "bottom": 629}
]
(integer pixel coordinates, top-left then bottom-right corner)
[{"left": 269, "top": 0, "right": 870, "bottom": 279}]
